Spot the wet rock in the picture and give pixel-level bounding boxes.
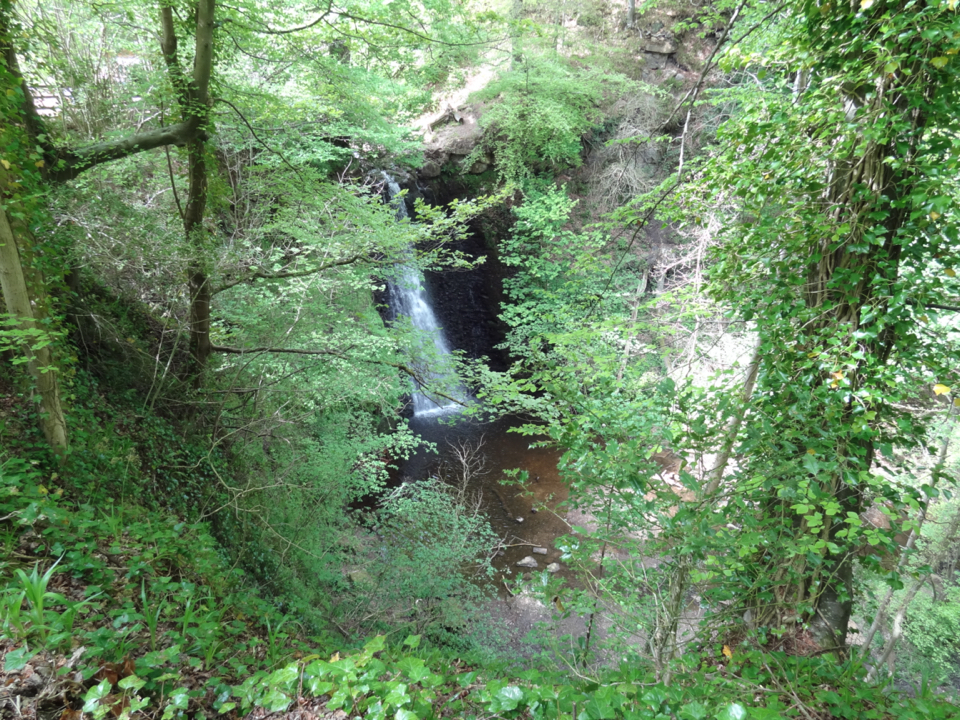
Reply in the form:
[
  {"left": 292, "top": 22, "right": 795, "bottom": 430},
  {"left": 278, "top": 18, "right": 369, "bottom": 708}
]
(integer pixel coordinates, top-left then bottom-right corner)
[
  {"left": 546, "top": 563, "right": 561, "bottom": 573},
  {"left": 516, "top": 556, "right": 538, "bottom": 568},
  {"left": 533, "top": 547, "right": 548, "bottom": 555}
]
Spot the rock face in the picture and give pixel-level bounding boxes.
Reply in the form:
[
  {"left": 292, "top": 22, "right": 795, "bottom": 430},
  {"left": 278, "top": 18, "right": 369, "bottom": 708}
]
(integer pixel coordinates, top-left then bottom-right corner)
[
  {"left": 516, "top": 556, "right": 538, "bottom": 568},
  {"left": 420, "top": 107, "right": 489, "bottom": 179}
]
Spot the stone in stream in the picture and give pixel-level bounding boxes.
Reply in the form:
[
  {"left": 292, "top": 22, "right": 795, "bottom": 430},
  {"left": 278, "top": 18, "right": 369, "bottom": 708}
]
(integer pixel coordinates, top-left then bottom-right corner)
[
  {"left": 516, "top": 556, "right": 538, "bottom": 569},
  {"left": 546, "top": 563, "right": 561, "bottom": 573},
  {"left": 533, "top": 547, "right": 548, "bottom": 555}
]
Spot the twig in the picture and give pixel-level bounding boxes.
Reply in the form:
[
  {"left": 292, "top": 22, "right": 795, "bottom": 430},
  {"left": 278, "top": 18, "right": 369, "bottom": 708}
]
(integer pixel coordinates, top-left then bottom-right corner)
[{"left": 215, "top": 97, "right": 305, "bottom": 181}]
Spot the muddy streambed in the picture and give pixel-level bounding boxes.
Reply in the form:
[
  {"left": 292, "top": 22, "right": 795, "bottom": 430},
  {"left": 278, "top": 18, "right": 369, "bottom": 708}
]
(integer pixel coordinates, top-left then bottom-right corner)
[{"left": 393, "top": 413, "right": 581, "bottom": 591}]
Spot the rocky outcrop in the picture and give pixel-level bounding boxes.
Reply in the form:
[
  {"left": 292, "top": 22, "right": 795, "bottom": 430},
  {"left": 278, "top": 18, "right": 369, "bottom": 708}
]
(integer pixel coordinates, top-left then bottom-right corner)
[{"left": 420, "top": 106, "right": 490, "bottom": 179}]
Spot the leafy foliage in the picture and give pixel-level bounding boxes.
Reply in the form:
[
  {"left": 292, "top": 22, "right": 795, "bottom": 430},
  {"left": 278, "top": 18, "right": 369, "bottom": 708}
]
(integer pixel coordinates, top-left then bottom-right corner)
[{"left": 467, "top": 60, "right": 636, "bottom": 183}]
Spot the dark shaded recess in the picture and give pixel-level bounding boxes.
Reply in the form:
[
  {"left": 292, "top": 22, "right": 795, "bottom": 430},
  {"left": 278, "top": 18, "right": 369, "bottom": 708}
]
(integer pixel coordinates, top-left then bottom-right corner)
[{"left": 374, "top": 176, "right": 513, "bottom": 373}]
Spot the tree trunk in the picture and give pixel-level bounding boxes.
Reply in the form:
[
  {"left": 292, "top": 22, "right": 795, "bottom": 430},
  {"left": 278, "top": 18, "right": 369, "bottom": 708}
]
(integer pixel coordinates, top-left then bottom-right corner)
[
  {"left": 703, "top": 341, "right": 761, "bottom": 497},
  {"left": 0, "top": 204, "right": 68, "bottom": 453},
  {"left": 510, "top": 0, "right": 524, "bottom": 68},
  {"left": 161, "top": 0, "right": 216, "bottom": 375},
  {"left": 1, "top": 9, "right": 68, "bottom": 454},
  {"left": 186, "top": 136, "right": 212, "bottom": 371},
  {"left": 6, "top": 0, "right": 217, "bottom": 389}
]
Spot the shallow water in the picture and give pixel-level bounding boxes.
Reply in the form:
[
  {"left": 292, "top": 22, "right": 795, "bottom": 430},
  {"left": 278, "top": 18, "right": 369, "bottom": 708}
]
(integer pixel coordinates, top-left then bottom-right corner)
[{"left": 393, "top": 413, "right": 577, "bottom": 591}]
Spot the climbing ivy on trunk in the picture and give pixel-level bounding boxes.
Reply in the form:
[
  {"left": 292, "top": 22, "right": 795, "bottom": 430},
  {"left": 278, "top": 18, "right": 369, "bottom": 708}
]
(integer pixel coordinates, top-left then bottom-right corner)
[{"left": 670, "top": 0, "right": 960, "bottom": 649}]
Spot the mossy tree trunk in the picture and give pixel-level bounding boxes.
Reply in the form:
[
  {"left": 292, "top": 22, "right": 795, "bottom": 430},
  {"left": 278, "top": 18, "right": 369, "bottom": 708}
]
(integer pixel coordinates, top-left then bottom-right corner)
[{"left": 0, "top": 199, "right": 68, "bottom": 453}]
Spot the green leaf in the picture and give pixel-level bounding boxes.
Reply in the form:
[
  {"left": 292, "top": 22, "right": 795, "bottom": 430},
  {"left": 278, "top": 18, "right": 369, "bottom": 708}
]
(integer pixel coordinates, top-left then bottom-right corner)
[
  {"left": 364, "top": 635, "right": 386, "bottom": 653},
  {"left": 261, "top": 689, "right": 291, "bottom": 713},
  {"left": 495, "top": 685, "right": 524, "bottom": 711},
  {"left": 715, "top": 702, "right": 747, "bottom": 720},
  {"left": 397, "top": 657, "right": 430, "bottom": 682},
  {"left": 679, "top": 702, "right": 709, "bottom": 720},
  {"left": 83, "top": 679, "right": 113, "bottom": 713},
  {"left": 585, "top": 698, "right": 616, "bottom": 719},
  {"left": 3, "top": 648, "right": 35, "bottom": 673},
  {"left": 269, "top": 664, "right": 299, "bottom": 686},
  {"left": 931, "top": 57, "right": 950, "bottom": 69},
  {"left": 384, "top": 684, "right": 411, "bottom": 708},
  {"left": 118, "top": 675, "right": 146, "bottom": 693}
]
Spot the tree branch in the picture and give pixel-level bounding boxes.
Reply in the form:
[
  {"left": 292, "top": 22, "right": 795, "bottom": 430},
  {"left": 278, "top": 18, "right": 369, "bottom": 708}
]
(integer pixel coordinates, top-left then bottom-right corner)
[
  {"left": 661, "top": 0, "right": 786, "bottom": 133},
  {"left": 160, "top": 4, "right": 190, "bottom": 106},
  {"left": 227, "top": 3, "right": 333, "bottom": 35},
  {"left": 901, "top": 297, "right": 960, "bottom": 313},
  {"left": 23, "top": 0, "right": 216, "bottom": 183},
  {"left": 46, "top": 122, "right": 203, "bottom": 183},
  {"left": 212, "top": 253, "right": 367, "bottom": 295},
  {"left": 213, "top": 345, "right": 349, "bottom": 356},
  {"left": 211, "top": 344, "right": 468, "bottom": 407},
  {"left": 332, "top": 11, "right": 494, "bottom": 47}
]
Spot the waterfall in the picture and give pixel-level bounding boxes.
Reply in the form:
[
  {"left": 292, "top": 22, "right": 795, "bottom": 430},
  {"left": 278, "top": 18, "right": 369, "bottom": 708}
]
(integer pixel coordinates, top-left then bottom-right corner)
[{"left": 382, "top": 174, "right": 466, "bottom": 417}]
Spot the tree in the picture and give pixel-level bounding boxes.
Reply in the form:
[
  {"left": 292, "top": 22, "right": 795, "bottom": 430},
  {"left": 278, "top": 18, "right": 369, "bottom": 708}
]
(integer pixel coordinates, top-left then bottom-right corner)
[
  {"left": 672, "top": 0, "right": 960, "bottom": 649},
  {"left": 1, "top": 0, "right": 496, "bottom": 454},
  {"left": 1, "top": 3, "right": 68, "bottom": 452}
]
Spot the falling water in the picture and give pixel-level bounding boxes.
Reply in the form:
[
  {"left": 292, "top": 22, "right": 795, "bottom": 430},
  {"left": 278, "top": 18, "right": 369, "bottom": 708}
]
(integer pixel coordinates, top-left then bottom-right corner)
[{"left": 383, "top": 174, "right": 467, "bottom": 416}]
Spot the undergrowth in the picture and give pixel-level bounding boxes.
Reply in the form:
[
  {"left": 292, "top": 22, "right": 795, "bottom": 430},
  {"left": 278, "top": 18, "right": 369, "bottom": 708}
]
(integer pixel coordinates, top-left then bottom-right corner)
[{"left": 1, "top": 417, "right": 957, "bottom": 719}]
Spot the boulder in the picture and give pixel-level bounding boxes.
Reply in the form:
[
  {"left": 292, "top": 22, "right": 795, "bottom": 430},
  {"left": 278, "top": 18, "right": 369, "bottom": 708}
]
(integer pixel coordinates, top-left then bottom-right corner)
[
  {"left": 640, "top": 52, "right": 668, "bottom": 71},
  {"left": 641, "top": 38, "right": 677, "bottom": 55},
  {"left": 347, "top": 569, "right": 374, "bottom": 588}
]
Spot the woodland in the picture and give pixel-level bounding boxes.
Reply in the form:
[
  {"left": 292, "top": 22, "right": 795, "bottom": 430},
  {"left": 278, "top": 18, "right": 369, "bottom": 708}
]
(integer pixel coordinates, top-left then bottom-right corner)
[{"left": 1, "top": 0, "right": 960, "bottom": 718}]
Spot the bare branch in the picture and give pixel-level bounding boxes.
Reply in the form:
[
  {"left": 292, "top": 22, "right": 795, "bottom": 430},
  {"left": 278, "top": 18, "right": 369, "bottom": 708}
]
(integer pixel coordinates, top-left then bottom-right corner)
[{"left": 214, "top": 97, "right": 305, "bottom": 180}]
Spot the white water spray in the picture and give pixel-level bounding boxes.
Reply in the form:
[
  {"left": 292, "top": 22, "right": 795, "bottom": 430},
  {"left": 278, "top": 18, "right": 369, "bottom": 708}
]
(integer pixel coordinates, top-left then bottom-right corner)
[{"left": 383, "top": 174, "right": 467, "bottom": 416}]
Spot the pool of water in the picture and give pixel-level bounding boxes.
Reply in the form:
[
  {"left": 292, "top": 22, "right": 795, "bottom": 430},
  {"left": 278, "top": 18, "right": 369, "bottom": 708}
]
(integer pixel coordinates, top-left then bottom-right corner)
[{"left": 392, "top": 412, "right": 578, "bottom": 592}]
